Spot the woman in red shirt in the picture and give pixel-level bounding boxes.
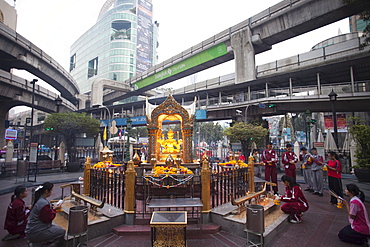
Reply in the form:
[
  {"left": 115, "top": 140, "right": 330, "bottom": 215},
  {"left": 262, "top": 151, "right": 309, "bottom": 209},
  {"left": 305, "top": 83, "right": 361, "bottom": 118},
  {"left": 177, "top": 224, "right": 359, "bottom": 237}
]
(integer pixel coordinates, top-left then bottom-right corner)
[
  {"left": 3, "top": 186, "right": 29, "bottom": 240},
  {"left": 326, "top": 151, "right": 343, "bottom": 205},
  {"left": 280, "top": 175, "right": 309, "bottom": 223}
]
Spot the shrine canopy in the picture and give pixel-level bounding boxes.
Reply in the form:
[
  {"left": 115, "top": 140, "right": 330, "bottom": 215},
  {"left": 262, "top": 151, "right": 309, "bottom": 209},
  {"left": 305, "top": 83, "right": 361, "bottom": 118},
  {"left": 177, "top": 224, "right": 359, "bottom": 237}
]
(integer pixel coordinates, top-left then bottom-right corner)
[{"left": 145, "top": 94, "right": 196, "bottom": 164}]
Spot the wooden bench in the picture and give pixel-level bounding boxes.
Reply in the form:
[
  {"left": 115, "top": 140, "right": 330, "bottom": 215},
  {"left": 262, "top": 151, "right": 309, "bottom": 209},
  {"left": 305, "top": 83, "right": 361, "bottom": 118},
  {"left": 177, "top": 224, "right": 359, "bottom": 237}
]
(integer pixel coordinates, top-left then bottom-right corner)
[
  {"left": 37, "top": 160, "right": 62, "bottom": 173},
  {"left": 0, "top": 162, "right": 17, "bottom": 178}
]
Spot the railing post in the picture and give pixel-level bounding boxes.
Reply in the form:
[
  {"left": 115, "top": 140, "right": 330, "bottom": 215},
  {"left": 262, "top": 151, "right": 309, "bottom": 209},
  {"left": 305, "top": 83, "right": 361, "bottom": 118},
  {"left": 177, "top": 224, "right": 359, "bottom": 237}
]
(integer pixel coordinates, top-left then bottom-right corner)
[
  {"left": 248, "top": 156, "right": 255, "bottom": 193},
  {"left": 124, "top": 160, "right": 136, "bottom": 225},
  {"left": 83, "top": 157, "right": 91, "bottom": 195},
  {"left": 201, "top": 158, "right": 211, "bottom": 223}
]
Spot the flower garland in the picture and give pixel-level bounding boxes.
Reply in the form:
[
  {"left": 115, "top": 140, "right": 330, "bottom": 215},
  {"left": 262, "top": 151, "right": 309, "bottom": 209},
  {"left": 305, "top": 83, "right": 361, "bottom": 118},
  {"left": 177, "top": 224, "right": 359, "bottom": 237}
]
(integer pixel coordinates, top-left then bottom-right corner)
[
  {"left": 93, "top": 161, "right": 122, "bottom": 168},
  {"left": 152, "top": 165, "right": 193, "bottom": 175},
  {"left": 143, "top": 174, "right": 194, "bottom": 189},
  {"left": 218, "top": 160, "right": 248, "bottom": 167}
]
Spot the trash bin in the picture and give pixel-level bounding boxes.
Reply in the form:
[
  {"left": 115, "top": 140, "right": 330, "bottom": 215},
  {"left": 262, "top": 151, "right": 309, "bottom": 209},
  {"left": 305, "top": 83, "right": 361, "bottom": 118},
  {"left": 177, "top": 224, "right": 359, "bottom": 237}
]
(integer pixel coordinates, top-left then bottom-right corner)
[
  {"left": 68, "top": 206, "right": 88, "bottom": 235},
  {"left": 246, "top": 204, "right": 264, "bottom": 234}
]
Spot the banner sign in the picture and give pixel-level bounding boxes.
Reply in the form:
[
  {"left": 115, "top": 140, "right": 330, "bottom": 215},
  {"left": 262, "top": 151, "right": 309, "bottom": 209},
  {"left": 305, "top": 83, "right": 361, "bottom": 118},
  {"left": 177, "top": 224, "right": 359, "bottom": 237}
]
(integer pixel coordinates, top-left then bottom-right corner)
[
  {"left": 100, "top": 110, "right": 207, "bottom": 127},
  {"left": 5, "top": 129, "right": 17, "bottom": 140},
  {"left": 136, "top": 0, "right": 153, "bottom": 73},
  {"left": 133, "top": 43, "right": 228, "bottom": 90},
  {"left": 324, "top": 114, "right": 347, "bottom": 131}
]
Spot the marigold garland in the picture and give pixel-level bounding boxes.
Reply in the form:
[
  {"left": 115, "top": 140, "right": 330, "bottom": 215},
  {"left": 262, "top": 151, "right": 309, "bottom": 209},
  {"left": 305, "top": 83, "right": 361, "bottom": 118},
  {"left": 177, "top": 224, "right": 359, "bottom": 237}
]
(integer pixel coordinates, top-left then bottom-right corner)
[
  {"left": 93, "top": 161, "right": 122, "bottom": 169},
  {"left": 143, "top": 174, "right": 194, "bottom": 189},
  {"left": 218, "top": 160, "right": 248, "bottom": 167}
]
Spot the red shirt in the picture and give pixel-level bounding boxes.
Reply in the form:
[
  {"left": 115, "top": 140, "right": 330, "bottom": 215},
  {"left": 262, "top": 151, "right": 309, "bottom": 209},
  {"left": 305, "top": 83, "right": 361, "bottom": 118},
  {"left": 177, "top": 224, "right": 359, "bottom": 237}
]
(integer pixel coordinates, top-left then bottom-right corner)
[
  {"left": 281, "top": 185, "right": 309, "bottom": 210},
  {"left": 282, "top": 151, "right": 298, "bottom": 169},
  {"left": 4, "top": 197, "right": 29, "bottom": 235},
  {"left": 327, "top": 159, "right": 342, "bottom": 178},
  {"left": 262, "top": 149, "right": 278, "bottom": 166}
]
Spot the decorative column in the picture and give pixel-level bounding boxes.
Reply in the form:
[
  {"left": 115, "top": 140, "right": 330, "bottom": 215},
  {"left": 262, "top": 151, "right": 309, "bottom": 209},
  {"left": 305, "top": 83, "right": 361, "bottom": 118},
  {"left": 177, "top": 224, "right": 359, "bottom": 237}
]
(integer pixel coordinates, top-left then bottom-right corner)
[
  {"left": 201, "top": 158, "right": 211, "bottom": 223},
  {"left": 83, "top": 157, "right": 91, "bottom": 195},
  {"left": 182, "top": 127, "right": 193, "bottom": 163},
  {"left": 124, "top": 160, "right": 136, "bottom": 225},
  {"left": 248, "top": 156, "right": 255, "bottom": 193}
]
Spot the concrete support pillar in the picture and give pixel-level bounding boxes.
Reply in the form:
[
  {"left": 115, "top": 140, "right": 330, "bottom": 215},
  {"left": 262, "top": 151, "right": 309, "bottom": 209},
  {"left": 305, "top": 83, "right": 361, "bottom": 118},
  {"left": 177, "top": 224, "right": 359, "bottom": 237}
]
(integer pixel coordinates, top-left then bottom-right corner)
[
  {"left": 350, "top": 66, "right": 355, "bottom": 93},
  {"left": 316, "top": 73, "right": 321, "bottom": 95},
  {"left": 248, "top": 86, "right": 251, "bottom": 101},
  {"left": 231, "top": 27, "right": 256, "bottom": 84},
  {"left": 218, "top": 91, "right": 222, "bottom": 105},
  {"left": 265, "top": 83, "right": 269, "bottom": 98},
  {"left": 124, "top": 160, "right": 136, "bottom": 225},
  {"left": 201, "top": 158, "right": 211, "bottom": 223},
  {"left": 289, "top": 78, "right": 293, "bottom": 96}
]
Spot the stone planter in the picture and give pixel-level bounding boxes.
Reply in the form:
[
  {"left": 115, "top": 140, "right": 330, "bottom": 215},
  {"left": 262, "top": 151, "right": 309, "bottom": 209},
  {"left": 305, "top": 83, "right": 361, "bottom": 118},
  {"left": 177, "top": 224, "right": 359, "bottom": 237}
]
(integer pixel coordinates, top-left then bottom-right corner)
[
  {"left": 354, "top": 168, "right": 370, "bottom": 183},
  {"left": 66, "top": 162, "right": 81, "bottom": 172}
]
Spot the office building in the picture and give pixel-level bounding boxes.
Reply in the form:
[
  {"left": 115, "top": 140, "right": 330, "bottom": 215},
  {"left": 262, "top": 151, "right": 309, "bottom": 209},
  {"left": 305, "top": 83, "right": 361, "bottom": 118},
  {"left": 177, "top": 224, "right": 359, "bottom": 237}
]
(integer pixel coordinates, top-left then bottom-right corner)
[{"left": 70, "top": 0, "right": 158, "bottom": 94}]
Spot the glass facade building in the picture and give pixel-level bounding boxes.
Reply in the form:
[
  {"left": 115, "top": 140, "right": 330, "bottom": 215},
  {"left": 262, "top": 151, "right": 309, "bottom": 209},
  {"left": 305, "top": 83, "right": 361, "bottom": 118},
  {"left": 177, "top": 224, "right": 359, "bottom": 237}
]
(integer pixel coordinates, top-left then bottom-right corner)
[{"left": 70, "top": 0, "right": 158, "bottom": 94}]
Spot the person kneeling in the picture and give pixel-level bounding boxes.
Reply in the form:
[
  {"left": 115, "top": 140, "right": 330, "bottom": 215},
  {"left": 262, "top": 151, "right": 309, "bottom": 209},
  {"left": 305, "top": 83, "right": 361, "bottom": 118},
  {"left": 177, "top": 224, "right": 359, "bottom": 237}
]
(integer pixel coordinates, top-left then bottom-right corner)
[
  {"left": 26, "top": 182, "right": 65, "bottom": 247},
  {"left": 279, "top": 175, "right": 309, "bottom": 223},
  {"left": 338, "top": 184, "right": 370, "bottom": 245}
]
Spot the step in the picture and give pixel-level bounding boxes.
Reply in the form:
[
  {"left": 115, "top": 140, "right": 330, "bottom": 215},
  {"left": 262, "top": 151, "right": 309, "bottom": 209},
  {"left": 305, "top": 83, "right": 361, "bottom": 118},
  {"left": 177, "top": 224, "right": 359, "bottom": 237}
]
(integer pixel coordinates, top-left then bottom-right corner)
[{"left": 113, "top": 223, "right": 221, "bottom": 236}]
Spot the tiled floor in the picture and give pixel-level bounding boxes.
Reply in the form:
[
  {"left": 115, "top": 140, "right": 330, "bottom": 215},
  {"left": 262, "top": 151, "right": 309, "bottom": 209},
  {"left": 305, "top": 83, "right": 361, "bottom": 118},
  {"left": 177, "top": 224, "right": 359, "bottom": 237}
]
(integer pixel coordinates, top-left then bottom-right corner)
[{"left": 1, "top": 179, "right": 369, "bottom": 247}]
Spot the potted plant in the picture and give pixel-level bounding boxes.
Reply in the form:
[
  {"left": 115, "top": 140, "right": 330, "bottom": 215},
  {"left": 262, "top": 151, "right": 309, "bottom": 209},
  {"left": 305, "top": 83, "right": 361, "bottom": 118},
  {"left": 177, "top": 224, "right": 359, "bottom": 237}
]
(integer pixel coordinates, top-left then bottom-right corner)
[{"left": 349, "top": 118, "right": 370, "bottom": 182}]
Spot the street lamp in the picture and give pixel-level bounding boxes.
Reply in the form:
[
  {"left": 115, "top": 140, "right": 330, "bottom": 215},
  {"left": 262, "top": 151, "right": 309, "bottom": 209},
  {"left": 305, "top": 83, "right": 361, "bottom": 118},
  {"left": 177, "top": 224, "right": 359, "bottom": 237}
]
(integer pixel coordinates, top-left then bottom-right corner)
[
  {"left": 54, "top": 96, "right": 62, "bottom": 160},
  {"left": 305, "top": 108, "right": 312, "bottom": 149},
  {"left": 29, "top": 79, "right": 38, "bottom": 144},
  {"left": 328, "top": 89, "right": 338, "bottom": 148},
  {"left": 55, "top": 95, "right": 62, "bottom": 113}
]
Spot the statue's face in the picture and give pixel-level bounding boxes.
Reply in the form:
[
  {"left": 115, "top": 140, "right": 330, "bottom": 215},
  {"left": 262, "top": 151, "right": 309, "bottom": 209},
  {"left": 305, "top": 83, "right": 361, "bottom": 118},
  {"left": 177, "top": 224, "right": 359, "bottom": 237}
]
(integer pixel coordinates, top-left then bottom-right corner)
[{"left": 168, "top": 133, "right": 174, "bottom": 138}]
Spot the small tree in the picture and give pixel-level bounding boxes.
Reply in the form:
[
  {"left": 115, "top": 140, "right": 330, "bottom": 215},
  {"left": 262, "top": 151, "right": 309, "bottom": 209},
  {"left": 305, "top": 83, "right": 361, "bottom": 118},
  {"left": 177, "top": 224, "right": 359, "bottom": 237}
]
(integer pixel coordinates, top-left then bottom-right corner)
[
  {"left": 349, "top": 118, "right": 370, "bottom": 168},
  {"left": 224, "top": 122, "right": 268, "bottom": 156},
  {"left": 43, "top": 112, "right": 100, "bottom": 162},
  {"left": 198, "top": 122, "right": 224, "bottom": 144}
]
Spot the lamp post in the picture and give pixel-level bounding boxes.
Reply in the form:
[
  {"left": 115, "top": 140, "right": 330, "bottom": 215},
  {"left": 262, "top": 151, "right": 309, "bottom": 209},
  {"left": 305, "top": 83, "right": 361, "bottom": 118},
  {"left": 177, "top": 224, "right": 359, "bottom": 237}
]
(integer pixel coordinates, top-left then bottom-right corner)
[
  {"left": 305, "top": 108, "right": 312, "bottom": 149},
  {"left": 125, "top": 116, "right": 132, "bottom": 162},
  {"left": 29, "top": 79, "right": 38, "bottom": 144},
  {"left": 54, "top": 96, "right": 62, "bottom": 160},
  {"left": 328, "top": 89, "right": 338, "bottom": 148}
]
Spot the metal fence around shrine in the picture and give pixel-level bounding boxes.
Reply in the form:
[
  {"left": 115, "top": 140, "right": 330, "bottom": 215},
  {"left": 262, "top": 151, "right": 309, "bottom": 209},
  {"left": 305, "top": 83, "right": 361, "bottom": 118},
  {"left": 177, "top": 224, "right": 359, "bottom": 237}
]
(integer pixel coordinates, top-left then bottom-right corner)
[
  {"left": 89, "top": 168, "right": 126, "bottom": 209},
  {"left": 211, "top": 167, "right": 249, "bottom": 208},
  {"left": 89, "top": 166, "right": 250, "bottom": 216}
]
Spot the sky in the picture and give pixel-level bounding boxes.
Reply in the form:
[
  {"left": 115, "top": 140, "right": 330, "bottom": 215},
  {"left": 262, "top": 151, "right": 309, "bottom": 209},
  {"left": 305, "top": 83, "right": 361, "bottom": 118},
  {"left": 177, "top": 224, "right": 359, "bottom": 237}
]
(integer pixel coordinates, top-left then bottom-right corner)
[{"left": 5, "top": 0, "right": 349, "bottom": 109}]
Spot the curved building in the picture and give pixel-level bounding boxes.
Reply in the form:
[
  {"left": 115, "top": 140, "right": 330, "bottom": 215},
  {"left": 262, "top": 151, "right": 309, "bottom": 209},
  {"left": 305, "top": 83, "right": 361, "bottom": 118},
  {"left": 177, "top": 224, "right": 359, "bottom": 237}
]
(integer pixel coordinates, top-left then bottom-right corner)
[{"left": 70, "top": 0, "right": 158, "bottom": 94}]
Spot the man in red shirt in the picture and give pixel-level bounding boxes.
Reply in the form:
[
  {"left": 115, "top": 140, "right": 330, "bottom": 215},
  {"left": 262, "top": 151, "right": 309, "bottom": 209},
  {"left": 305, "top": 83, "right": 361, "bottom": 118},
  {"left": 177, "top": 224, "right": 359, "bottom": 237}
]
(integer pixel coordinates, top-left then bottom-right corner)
[
  {"left": 262, "top": 142, "right": 278, "bottom": 194},
  {"left": 282, "top": 144, "right": 298, "bottom": 180}
]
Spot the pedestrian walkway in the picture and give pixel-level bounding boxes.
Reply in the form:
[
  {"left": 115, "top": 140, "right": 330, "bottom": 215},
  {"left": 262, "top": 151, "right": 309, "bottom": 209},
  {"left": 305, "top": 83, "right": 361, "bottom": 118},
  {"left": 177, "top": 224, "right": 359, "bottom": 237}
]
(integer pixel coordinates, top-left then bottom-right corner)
[{"left": 0, "top": 171, "right": 368, "bottom": 246}]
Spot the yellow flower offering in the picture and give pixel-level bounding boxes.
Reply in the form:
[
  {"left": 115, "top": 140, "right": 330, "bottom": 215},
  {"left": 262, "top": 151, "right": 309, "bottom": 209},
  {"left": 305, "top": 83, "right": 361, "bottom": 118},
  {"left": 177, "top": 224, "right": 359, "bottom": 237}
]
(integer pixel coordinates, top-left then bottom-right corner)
[
  {"left": 152, "top": 165, "right": 193, "bottom": 175},
  {"left": 93, "top": 161, "right": 121, "bottom": 169}
]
